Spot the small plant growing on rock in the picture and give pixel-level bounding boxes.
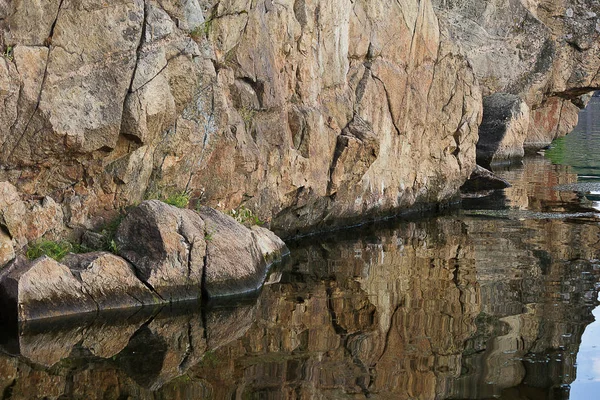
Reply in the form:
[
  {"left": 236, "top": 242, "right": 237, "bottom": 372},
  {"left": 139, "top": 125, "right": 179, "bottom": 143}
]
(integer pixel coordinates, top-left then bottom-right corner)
[
  {"left": 164, "top": 191, "right": 191, "bottom": 208},
  {"left": 239, "top": 106, "right": 256, "bottom": 127},
  {"left": 2, "top": 46, "right": 13, "bottom": 61},
  {"left": 226, "top": 205, "right": 264, "bottom": 227},
  {"left": 26, "top": 240, "right": 73, "bottom": 261},
  {"left": 189, "top": 18, "right": 213, "bottom": 42},
  {"left": 145, "top": 188, "right": 191, "bottom": 209}
]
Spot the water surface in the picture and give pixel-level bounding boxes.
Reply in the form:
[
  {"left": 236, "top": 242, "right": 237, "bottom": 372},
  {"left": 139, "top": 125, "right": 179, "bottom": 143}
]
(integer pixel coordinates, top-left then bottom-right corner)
[{"left": 1, "top": 100, "right": 600, "bottom": 399}]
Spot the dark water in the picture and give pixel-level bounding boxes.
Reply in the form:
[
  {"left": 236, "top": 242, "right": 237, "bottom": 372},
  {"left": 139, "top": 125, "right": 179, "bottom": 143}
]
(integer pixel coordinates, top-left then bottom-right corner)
[{"left": 2, "top": 100, "right": 600, "bottom": 399}]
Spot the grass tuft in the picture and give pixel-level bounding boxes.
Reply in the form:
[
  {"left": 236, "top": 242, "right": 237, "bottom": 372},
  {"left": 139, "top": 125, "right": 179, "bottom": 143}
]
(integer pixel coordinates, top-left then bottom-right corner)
[
  {"left": 3, "top": 46, "right": 13, "bottom": 62},
  {"left": 26, "top": 240, "right": 74, "bottom": 262},
  {"left": 226, "top": 205, "right": 264, "bottom": 227},
  {"left": 164, "top": 191, "right": 191, "bottom": 208}
]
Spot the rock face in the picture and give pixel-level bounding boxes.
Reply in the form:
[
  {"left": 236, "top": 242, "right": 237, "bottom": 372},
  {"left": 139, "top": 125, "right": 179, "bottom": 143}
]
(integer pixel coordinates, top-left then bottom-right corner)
[
  {"left": 0, "top": 0, "right": 597, "bottom": 243},
  {"left": 433, "top": 0, "right": 600, "bottom": 150},
  {"left": 0, "top": 0, "right": 482, "bottom": 240},
  {"left": 477, "top": 93, "right": 530, "bottom": 166},
  {"left": 0, "top": 201, "right": 287, "bottom": 321}
]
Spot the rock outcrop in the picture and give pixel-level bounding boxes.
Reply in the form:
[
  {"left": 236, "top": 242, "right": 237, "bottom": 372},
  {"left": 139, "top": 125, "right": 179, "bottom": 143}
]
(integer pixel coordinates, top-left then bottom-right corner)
[
  {"left": 0, "top": 0, "right": 597, "bottom": 244},
  {"left": 0, "top": 0, "right": 482, "bottom": 240},
  {"left": 460, "top": 165, "right": 511, "bottom": 193},
  {"left": 0, "top": 201, "right": 287, "bottom": 321},
  {"left": 433, "top": 0, "right": 600, "bottom": 151}
]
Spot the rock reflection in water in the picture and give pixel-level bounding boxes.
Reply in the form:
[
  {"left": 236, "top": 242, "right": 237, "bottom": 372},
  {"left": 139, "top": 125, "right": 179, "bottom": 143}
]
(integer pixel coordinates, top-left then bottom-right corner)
[{"left": 1, "top": 201, "right": 599, "bottom": 398}]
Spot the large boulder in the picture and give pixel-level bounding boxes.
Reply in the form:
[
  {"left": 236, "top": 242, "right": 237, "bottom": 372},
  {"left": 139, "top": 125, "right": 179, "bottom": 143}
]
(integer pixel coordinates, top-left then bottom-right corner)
[
  {"left": 198, "top": 206, "right": 287, "bottom": 297},
  {"left": 115, "top": 200, "right": 206, "bottom": 302},
  {"left": 116, "top": 201, "right": 288, "bottom": 300},
  {"left": 477, "top": 93, "right": 530, "bottom": 166}
]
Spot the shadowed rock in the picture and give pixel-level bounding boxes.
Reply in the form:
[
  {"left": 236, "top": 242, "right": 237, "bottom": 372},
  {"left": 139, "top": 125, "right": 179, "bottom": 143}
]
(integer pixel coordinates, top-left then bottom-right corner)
[
  {"left": 461, "top": 165, "right": 511, "bottom": 193},
  {"left": 477, "top": 94, "right": 530, "bottom": 166}
]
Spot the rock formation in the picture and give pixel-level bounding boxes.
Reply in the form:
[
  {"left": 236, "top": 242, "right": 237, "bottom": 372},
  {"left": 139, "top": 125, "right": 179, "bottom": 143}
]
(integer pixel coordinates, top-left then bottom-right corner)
[
  {"left": 433, "top": 0, "right": 600, "bottom": 151},
  {"left": 0, "top": 0, "right": 482, "bottom": 245},
  {"left": 0, "top": 0, "right": 597, "bottom": 256},
  {"left": 0, "top": 200, "right": 287, "bottom": 321}
]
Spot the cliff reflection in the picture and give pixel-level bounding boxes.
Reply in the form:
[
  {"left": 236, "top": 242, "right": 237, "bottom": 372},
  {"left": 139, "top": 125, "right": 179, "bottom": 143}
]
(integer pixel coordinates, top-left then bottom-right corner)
[{"left": 1, "top": 205, "right": 599, "bottom": 399}]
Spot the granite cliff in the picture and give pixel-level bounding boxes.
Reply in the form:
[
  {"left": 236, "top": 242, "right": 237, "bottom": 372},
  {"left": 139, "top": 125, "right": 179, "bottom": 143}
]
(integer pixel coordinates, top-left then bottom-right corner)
[{"left": 0, "top": 0, "right": 598, "bottom": 255}]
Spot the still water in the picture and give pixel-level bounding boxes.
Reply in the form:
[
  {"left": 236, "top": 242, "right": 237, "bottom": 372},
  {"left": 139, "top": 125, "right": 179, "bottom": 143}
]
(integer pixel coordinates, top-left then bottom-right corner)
[{"left": 1, "top": 99, "right": 600, "bottom": 399}]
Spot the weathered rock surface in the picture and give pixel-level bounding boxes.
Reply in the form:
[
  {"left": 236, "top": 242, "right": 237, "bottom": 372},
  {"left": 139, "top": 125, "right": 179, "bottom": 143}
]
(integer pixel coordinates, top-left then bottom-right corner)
[
  {"left": 62, "top": 252, "right": 161, "bottom": 310},
  {"left": 0, "top": 0, "right": 481, "bottom": 239},
  {"left": 0, "top": 252, "right": 162, "bottom": 321},
  {"left": 0, "top": 182, "right": 63, "bottom": 250},
  {"left": 116, "top": 200, "right": 287, "bottom": 300},
  {"left": 0, "top": 0, "right": 597, "bottom": 243},
  {"left": 199, "top": 206, "right": 283, "bottom": 297},
  {"left": 115, "top": 200, "right": 207, "bottom": 302},
  {"left": 477, "top": 93, "right": 530, "bottom": 166},
  {"left": 433, "top": 0, "right": 600, "bottom": 150},
  {"left": 0, "top": 256, "right": 98, "bottom": 321}
]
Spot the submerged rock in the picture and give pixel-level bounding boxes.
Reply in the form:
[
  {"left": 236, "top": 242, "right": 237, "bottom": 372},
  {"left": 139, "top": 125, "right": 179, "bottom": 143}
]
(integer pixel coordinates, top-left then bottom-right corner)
[{"left": 461, "top": 165, "right": 511, "bottom": 193}]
